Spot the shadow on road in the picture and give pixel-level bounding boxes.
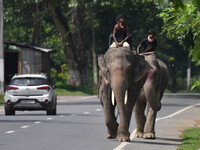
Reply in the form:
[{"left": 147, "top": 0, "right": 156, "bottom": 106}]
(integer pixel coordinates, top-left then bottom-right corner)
[{"left": 131, "top": 137, "right": 181, "bottom": 147}]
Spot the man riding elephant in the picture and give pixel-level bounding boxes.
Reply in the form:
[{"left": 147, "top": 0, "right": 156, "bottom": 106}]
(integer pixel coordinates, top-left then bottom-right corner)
[
  {"left": 110, "top": 14, "right": 130, "bottom": 48},
  {"left": 135, "top": 29, "right": 169, "bottom": 139}
]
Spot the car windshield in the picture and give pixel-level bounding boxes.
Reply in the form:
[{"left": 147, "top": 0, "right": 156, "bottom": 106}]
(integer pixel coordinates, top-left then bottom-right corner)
[{"left": 10, "top": 78, "right": 49, "bottom": 86}]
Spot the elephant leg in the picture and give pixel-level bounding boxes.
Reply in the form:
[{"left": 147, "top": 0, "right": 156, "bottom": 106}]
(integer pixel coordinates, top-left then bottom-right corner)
[
  {"left": 103, "top": 102, "right": 119, "bottom": 139},
  {"left": 143, "top": 106, "right": 157, "bottom": 139},
  {"left": 101, "top": 82, "right": 119, "bottom": 139},
  {"left": 134, "top": 98, "right": 146, "bottom": 138},
  {"left": 143, "top": 80, "right": 157, "bottom": 139},
  {"left": 115, "top": 99, "right": 130, "bottom": 142}
]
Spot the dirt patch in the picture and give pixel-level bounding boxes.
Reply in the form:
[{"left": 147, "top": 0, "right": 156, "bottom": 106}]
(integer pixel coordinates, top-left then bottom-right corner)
[
  {"left": 194, "top": 120, "right": 200, "bottom": 127},
  {"left": 174, "top": 119, "right": 200, "bottom": 133}
]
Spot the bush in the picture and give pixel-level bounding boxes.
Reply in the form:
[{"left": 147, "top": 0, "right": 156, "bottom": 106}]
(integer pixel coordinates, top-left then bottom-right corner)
[
  {"left": 50, "top": 64, "right": 68, "bottom": 86},
  {"left": 167, "top": 76, "right": 200, "bottom": 93},
  {"left": 0, "top": 94, "right": 4, "bottom": 106}
]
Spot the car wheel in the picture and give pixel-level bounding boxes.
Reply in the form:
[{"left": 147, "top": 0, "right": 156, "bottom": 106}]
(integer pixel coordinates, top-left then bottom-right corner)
[
  {"left": 46, "top": 98, "right": 57, "bottom": 115},
  {"left": 46, "top": 108, "right": 56, "bottom": 115},
  {"left": 5, "top": 107, "right": 15, "bottom": 116},
  {"left": 46, "top": 110, "right": 52, "bottom": 115}
]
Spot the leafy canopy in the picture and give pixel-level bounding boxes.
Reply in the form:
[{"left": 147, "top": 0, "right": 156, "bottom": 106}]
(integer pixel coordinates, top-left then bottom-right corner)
[{"left": 158, "top": 3, "right": 200, "bottom": 65}]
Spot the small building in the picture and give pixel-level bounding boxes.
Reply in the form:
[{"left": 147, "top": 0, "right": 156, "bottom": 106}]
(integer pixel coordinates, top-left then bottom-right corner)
[{"left": 4, "top": 41, "right": 56, "bottom": 85}]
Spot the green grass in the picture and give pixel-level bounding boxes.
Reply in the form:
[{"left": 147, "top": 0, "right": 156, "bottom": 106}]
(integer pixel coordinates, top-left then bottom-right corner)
[
  {"left": 177, "top": 127, "right": 200, "bottom": 150},
  {"left": 0, "top": 94, "right": 4, "bottom": 106},
  {"left": 54, "top": 85, "right": 97, "bottom": 96}
]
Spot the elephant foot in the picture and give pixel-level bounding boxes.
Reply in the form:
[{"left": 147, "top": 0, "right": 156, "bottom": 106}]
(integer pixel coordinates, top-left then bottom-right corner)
[
  {"left": 143, "top": 132, "right": 156, "bottom": 139},
  {"left": 135, "top": 130, "right": 143, "bottom": 138},
  {"left": 116, "top": 132, "right": 130, "bottom": 142},
  {"left": 107, "top": 130, "right": 117, "bottom": 139},
  {"left": 116, "top": 135, "right": 130, "bottom": 142},
  {"left": 107, "top": 133, "right": 116, "bottom": 139}
]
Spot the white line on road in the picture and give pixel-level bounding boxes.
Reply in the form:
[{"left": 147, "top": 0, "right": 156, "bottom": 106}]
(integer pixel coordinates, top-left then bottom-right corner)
[
  {"left": 96, "top": 109, "right": 102, "bottom": 111},
  {"left": 6, "top": 131, "right": 15, "bottom": 134},
  {"left": 156, "top": 103, "right": 200, "bottom": 121},
  {"left": 83, "top": 112, "right": 90, "bottom": 114},
  {"left": 20, "top": 126, "right": 29, "bottom": 129},
  {"left": 46, "top": 118, "right": 53, "bottom": 120},
  {"left": 114, "top": 102, "right": 200, "bottom": 150},
  {"left": 34, "top": 121, "right": 42, "bottom": 124}
]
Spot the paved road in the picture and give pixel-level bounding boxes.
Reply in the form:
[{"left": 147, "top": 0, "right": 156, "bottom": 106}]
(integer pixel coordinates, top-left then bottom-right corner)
[{"left": 0, "top": 95, "right": 200, "bottom": 150}]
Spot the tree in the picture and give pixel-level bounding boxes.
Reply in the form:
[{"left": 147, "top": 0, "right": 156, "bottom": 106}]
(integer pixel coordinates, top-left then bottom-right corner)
[
  {"left": 158, "top": 3, "right": 200, "bottom": 90},
  {"left": 0, "top": 0, "right": 4, "bottom": 94}
]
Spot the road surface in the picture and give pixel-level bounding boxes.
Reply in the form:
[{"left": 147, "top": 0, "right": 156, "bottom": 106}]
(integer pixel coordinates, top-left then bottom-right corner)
[{"left": 0, "top": 94, "right": 200, "bottom": 150}]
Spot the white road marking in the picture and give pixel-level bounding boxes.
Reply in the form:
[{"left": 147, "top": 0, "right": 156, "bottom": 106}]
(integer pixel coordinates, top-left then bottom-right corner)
[
  {"left": 83, "top": 112, "right": 90, "bottom": 114},
  {"left": 114, "top": 102, "right": 200, "bottom": 150},
  {"left": 34, "top": 121, "right": 41, "bottom": 124},
  {"left": 96, "top": 109, "right": 102, "bottom": 111},
  {"left": 20, "top": 126, "right": 29, "bottom": 129},
  {"left": 46, "top": 118, "right": 53, "bottom": 120},
  {"left": 156, "top": 103, "right": 200, "bottom": 121},
  {"left": 6, "top": 131, "right": 15, "bottom": 134}
]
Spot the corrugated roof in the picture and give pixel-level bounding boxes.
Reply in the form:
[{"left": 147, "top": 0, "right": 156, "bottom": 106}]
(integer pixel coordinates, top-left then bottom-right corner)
[{"left": 4, "top": 41, "right": 56, "bottom": 53}]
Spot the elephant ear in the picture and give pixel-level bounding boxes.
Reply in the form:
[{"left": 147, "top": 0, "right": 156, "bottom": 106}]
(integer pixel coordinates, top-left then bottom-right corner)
[
  {"left": 133, "top": 55, "right": 152, "bottom": 83},
  {"left": 98, "top": 54, "right": 109, "bottom": 84}
]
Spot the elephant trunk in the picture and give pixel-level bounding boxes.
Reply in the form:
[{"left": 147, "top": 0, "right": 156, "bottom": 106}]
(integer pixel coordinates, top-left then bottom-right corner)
[
  {"left": 111, "top": 73, "right": 128, "bottom": 107},
  {"left": 111, "top": 74, "right": 129, "bottom": 133},
  {"left": 111, "top": 73, "right": 128, "bottom": 105}
]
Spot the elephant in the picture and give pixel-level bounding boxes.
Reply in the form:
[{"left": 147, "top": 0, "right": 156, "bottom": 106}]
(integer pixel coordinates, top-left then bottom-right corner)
[
  {"left": 134, "top": 54, "right": 169, "bottom": 139},
  {"left": 98, "top": 47, "right": 151, "bottom": 142}
]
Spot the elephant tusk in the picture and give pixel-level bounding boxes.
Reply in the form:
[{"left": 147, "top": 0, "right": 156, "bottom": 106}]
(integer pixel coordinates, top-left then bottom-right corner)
[
  {"left": 112, "top": 90, "right": 115, "bottom": 106},
  {"left": 124, "top": 90, "right": 128, "bottom": 105}
]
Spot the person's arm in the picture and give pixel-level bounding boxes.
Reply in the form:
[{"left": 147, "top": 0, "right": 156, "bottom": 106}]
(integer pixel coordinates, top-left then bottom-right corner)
[
  {"left": 119, "top": 25, "right": 130, "bottom": 46},
  {"left": 137, "top": 39, "right": 145, "bottom": 54},
  {"left": 137, "top": 44, "right": 141, "bottom": 54},
  {"left": 112, "top": 25, "right": 119, "bottom": 47}
]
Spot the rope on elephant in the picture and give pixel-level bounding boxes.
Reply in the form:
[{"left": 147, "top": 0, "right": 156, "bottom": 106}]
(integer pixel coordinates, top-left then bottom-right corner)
[{"left": 138, "top": 51, "right": 155, "bottom": 55}]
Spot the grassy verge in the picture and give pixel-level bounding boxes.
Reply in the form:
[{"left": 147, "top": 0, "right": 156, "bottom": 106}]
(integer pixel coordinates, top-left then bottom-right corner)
[
  {"left": 0, "top": 94, "right": 4, "bottom": 106},
  {"left": 54, "top": 85, "right": 97, "bottom": 96},
  {"left": 177, "top": 127, "right": 200, "bottom": 150}
]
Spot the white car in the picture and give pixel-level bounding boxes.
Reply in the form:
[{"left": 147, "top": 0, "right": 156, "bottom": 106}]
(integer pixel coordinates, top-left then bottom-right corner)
[{"left": 4, "top": 74, "right": 57, "bottom": 116}]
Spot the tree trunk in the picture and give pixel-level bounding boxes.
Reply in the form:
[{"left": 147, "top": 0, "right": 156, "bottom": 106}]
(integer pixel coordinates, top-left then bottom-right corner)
[
  {"left": 187, "top": 54, "right": 191, "bottom": 90},
  {"left": 92, "top": 20, "right": 98, "bottom": 88},
  {"left": 71, "top": 4, "right": 89, "bottom": 87},
  {"left": 49, "top": 3, "right": 81, "bottom": 86},
  {"left": 0, "top": 0, "right": 4, "bottom": 94},
  {"left": 31, "top": 3, "right": 40, "bottom": 46}
]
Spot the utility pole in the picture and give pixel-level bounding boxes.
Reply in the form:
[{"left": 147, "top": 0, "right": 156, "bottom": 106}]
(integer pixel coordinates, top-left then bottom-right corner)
[{"left": 0, "top": 0, "right": 4, "bottom": 94}]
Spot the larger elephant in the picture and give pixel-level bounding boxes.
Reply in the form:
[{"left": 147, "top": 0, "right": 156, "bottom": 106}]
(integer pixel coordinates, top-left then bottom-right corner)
[
  {"left": 134, "top": 54, "right": 169, "bottom": 139},
  {"left": 98, "top": 47, "right": 151, "bottom": 142}
]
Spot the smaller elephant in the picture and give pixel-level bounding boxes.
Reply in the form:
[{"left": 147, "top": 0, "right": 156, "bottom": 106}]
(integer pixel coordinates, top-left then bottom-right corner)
[
  {"left": 134, "top": 54, "right": 169, "bottom": 139},
  {"left": 98, "top": 47, "right": 151, "bottom": 142}
]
